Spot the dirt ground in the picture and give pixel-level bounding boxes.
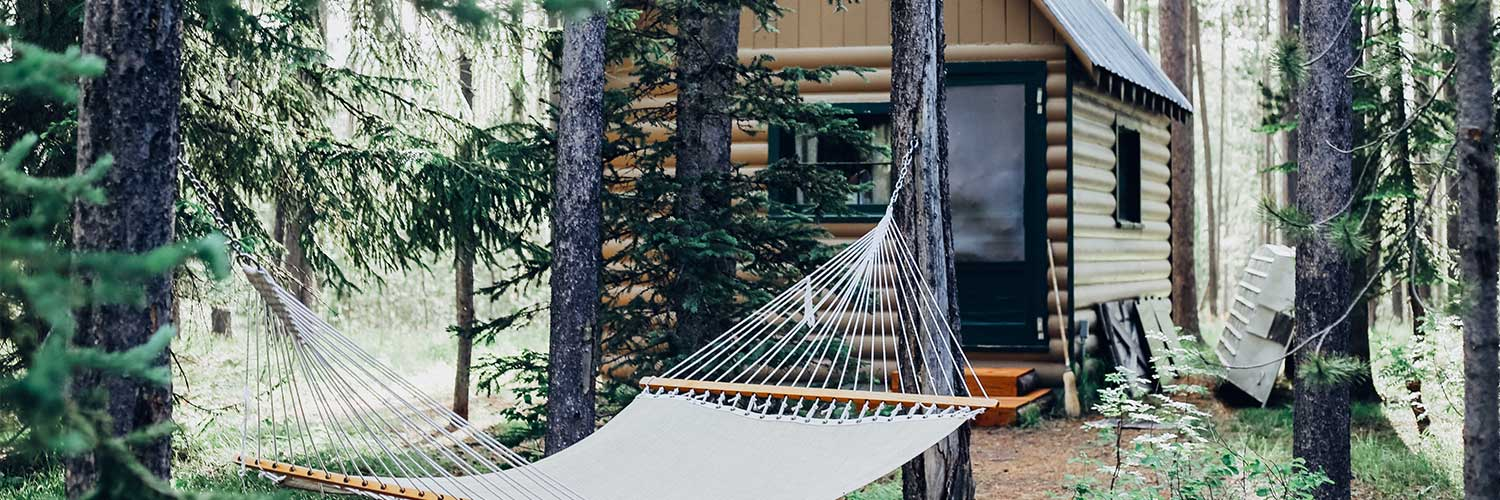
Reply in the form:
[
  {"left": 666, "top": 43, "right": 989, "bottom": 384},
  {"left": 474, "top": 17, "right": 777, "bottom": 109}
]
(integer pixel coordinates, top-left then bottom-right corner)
[{"left": 970, "top": 418, "right": 1112, "bottom": 500}]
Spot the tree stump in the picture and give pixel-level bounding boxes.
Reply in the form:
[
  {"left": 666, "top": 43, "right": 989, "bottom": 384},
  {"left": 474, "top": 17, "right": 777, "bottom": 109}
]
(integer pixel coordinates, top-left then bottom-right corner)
[{"left": 211, "top": 307, "right": 232, "bottom": 337}]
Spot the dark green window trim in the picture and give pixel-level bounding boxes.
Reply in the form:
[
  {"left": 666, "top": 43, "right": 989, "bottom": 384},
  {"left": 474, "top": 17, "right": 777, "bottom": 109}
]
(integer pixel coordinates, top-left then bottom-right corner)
[{"left": 1112, "top": 122, "right": 1144, "bottom": 229}]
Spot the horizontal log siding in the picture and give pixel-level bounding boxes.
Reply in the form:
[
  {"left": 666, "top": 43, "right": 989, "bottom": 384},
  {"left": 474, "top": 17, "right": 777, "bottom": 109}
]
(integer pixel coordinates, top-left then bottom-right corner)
[
  {"left": 739, "top": 0, "right": 1062, "bottom": 49},
  {"left": 1045, "top": 88, "right": 1173, "bottom": 329}
]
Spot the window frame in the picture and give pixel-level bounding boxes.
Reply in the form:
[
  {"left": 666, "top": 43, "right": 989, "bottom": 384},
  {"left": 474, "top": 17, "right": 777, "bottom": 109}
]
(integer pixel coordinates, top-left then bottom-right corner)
[
  {"left": 767, "top": 62, "right": 1049, "bottom": 225},
  {"left": 768, "top": 102, "right": 894, "bottom": 223},
  {"left": 1112, "top": 121, "right": 1145, "bottom": 229}
]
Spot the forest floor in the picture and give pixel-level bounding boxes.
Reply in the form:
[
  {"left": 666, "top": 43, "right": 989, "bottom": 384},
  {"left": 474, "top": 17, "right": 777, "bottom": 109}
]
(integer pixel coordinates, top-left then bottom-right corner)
[
  {"left": 0, "top": 262, "right": 1468, "bottom": 499},
  {"left": 847, "top": 392, "right": 1459, "bottom": 500}
]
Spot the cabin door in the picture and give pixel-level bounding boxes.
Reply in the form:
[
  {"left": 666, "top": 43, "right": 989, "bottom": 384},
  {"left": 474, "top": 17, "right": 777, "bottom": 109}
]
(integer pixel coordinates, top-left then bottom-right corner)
[{"left": 947, "top": 63, "right": 1047, "bottom": 351}]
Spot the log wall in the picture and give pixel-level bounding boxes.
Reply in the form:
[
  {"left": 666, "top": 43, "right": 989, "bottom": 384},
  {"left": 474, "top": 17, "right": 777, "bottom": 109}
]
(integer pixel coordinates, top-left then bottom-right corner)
[
  {"left": 1044, "top": 88, "right": 1173, "bottom": 348},
  {"left": 605, "top": 0, "right": 1178, "bottom": 375}
]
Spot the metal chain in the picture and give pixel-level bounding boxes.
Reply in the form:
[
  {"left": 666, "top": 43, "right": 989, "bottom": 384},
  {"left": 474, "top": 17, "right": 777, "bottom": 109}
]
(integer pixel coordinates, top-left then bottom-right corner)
[{"left": 180, "top": 162, "right": 322, "bottom": 304}]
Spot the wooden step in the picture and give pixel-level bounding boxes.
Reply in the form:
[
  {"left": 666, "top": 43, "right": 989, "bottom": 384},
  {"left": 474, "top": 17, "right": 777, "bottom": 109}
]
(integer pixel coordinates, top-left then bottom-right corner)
[
  {"left": 979, "top": 388, "right": 1053, "bottom": 427},
  {"left": 888, "top": 367, "right": 1040, "bottom": 399}
]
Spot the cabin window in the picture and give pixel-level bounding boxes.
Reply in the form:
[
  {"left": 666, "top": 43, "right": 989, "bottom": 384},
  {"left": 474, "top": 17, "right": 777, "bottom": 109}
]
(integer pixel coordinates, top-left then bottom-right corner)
[
  {"left": 773, "top": 112, "right": 893, "bottom": 219},
  {"left": 1114, "top": 125, "right": 1143, "bottom": 228}
]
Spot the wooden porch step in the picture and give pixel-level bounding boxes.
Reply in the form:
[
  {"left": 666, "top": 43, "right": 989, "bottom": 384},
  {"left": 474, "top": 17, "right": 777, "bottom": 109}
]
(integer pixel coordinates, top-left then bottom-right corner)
[
  {"left": 885, "top": 366, "right": 1047, "bottom": 426},
  {"left": 889, "top": 366, "right": 1040, "bottom": 399},
  {"left": 980, "top": 388, "right": 1053, "bottom": 427}
]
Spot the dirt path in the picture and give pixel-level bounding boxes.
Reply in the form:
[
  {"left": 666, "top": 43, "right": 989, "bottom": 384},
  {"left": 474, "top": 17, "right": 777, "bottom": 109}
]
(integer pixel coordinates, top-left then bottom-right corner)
[{"left": 971, "top": 419, "right": 1112, "bottom": 499}]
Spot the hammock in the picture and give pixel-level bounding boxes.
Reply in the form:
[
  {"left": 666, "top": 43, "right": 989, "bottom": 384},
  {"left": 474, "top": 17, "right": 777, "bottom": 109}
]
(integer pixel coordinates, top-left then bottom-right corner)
[{"left": 234, "top": 166, "right": 995, "bottom": 500}]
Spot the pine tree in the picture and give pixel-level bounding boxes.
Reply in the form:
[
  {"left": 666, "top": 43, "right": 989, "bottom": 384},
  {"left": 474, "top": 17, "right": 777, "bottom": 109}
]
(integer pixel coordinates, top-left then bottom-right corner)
[
  {"left": 1160, "top": 0, "right": 1198, "bottom": 338},
  {"left": 1291, "top": 1, "right": 1354, "bottom": 498},
  {"left": 1279, "top": 0, "right": 1299, "bottom": 219},
  {"left": 891, "top": 0, "right": 971, "bottom": 496},
  {"left": 0, "top": 18, "right": 225, "bottom": 500},
  {"left": 670, "top": 0, "right": 742, "bottom": 353},
  {"left": 66, "top": 0, "right": 185, "bottom": 493},
  {"left": 1451, "top": 0, "right": 1499, "bottom": 496},
  {"left": 547, "top": 9, "right": 608, "bottom": 455},
  {"left": 1191, "top": 2, "right": 1219, "bottom": 317}
]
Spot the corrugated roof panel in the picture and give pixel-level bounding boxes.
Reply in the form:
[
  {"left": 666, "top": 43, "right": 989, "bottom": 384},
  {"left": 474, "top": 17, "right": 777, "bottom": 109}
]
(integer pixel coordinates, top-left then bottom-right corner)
[{"left": 1037, "top": 0, "right": 1194, "bottom": 114}]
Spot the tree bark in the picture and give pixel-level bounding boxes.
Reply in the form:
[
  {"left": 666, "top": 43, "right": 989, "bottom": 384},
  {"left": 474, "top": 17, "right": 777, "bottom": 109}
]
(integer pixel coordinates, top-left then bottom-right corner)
[
  {"left": 1261, "top": 0, "right": 1274, "bottom": 246},
  {"left": 1159, "top": 0, "right": 1198, "bottom": 339},
  {"left": 1279, "top": 0, "right": 1300, "bottom": 230},
  {"left": 671, "top": 1, "right": 741, "bottom": 353},
  {"left": 1217, "top": 18, "right": 1228, "bottom": 310},
  {"left": 273, "top": 201, "right": 316, "bottom": 304},
  {"left": 1451, "top": 1, "right": 1499, "bottom": 496},
  {"left": 1343, "top": 0, "right": 1385, "bottom": 405},
  {"left": 66, "top": 0, "right": 183, "bottom": 494},
  {"left": 274, "top": 0, "right": 325, "bottom": 306},
  {"left": 892, "top": 0, "right": 971, "bottom": 497},
  {"left": 1191, "top": 3, "right": 1219, "bottom": 317},
  {"left": 452, "top": 51, "right": 477, "bottom": 421},
  {"left": 1292, "top": 1, "right": 1354, "bottom": 498},
  {"left": 546, "top": 11, "right": 607, "bottom": 456},
  {"left": 453, "top": 246, "right": 475, "bottom": 420},
  {"left": 1441, "top": 0, "right": 1458, "bottom": 306}
]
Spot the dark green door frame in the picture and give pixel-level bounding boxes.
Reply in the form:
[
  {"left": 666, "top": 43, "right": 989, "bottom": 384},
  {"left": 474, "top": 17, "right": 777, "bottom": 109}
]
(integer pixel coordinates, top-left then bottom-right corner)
[
  {"left": 768, "top": 60, "right": 1050, "bottom": 351},
  {"left": 946, "top": 61, "right": 1048, "bottom": 351}
]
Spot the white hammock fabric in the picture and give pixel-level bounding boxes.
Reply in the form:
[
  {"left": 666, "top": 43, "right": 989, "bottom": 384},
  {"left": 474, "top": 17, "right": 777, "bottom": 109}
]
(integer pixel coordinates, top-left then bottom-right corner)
[{"left": 236, "top": 163, "right": 993, "bottom": 500}]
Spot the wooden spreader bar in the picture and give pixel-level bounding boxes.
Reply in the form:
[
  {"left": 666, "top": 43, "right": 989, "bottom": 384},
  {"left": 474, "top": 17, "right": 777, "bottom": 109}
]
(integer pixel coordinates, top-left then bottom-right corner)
[
  {"left": 234, "top": 455, "right": 468, "bottom": 500},
  {"left": 639, "top": 377, "right": 999, "bottom": 410}
]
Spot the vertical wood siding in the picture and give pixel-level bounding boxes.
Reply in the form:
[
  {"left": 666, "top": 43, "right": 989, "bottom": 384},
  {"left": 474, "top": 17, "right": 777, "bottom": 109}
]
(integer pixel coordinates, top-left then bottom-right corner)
[{"left": 739, "top": 0, "right": 1063, "bottom": 48}]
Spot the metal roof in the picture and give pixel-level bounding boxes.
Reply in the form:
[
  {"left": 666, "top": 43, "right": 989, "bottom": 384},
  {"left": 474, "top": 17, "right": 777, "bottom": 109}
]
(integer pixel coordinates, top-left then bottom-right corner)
[{"left": 1035, "top": 0, "right": 1194, "bottom": 116}]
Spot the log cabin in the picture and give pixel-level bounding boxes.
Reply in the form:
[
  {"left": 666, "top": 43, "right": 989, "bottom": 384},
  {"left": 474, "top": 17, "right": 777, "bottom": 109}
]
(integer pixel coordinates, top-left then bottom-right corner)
[{"left": 610, "top": 0, "right": 1191, "bottom": 419}]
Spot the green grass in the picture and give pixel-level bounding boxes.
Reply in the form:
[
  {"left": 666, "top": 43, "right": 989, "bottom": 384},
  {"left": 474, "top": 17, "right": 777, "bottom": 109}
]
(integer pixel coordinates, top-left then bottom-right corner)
[
  {"left": 845, "top": 473, "right": 901, "bottom": 500},
  {"left": 1, "top": 259, "right": 549, "bottom": 499},
  {"left": 0, "top": 459, "right": 62, "bottom": 499},
  {"left": 1222, "top": 402, "right": 1457, "bottom": 500}
]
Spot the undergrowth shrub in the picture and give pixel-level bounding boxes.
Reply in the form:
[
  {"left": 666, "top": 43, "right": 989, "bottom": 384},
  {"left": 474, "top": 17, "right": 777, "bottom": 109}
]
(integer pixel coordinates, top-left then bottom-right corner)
[{"left": 1068, "top": 332, "right": 1330, "bottom": 500}]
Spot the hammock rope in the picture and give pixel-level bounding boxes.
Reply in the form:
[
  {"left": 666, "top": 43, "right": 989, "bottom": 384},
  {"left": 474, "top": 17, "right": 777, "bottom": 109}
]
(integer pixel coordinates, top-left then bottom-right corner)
[{"left": 227, "top": 145, "right": 997, "bottom": 500}]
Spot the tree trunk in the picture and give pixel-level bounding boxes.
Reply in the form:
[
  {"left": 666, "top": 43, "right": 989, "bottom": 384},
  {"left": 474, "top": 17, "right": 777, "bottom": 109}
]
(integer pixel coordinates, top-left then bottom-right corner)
[
  {"left": 892, "top": 0, "right": 971, "bottom": 497},
  {"left": 274, "top": 0, "right": 325, "bottom": 306},
  {"left": 1452, "top": 0, "right": 1499, "bottom": 496},
  {"left": 1344, "top": 0, "right": 1386, "bottom": 405},
  {"left": 452, "top": 51, "right": 477, "bottom": 421},
  {"left": 66, "top": 0, "right": 183, "bottom": 494},
  {"left": 1159, "top": 0, "right": 1198, "bottom": 339},
  {"left": 1191, "top": 3, "right": 1218, "bottom": 317},
  {"left": 1261, "top": 0, "right": 1274, "bottom": 246},
  {"left": 671, "top": 1, "right": 741, "bottom": 353},
  {"left": 546, "top": 11, "right": 607, "bottom": 456},
  {"left": 1441, "top": 0, "right": 1458, "bottom": 306},
  {"left": 273, "top": 200, "right": 316, "bottom": 304},
  {"left": 1140, "top": 0, "right": 1151, "bottom": 53},
  {"left": 1406, "top": 220, "right": 1432, "bottom": 434},
  {"left": 1292, "top": 1, "right": 1354, "bottom": 498},
  {"left": 1217, "top": 19, "right": 1228, "bottom": 310},
  {"left": 453, "top": 246, "right": 475, "bottom": 420},
  {"left": 1279, "top": 0, "right": 1300, "bottom": 232}
]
